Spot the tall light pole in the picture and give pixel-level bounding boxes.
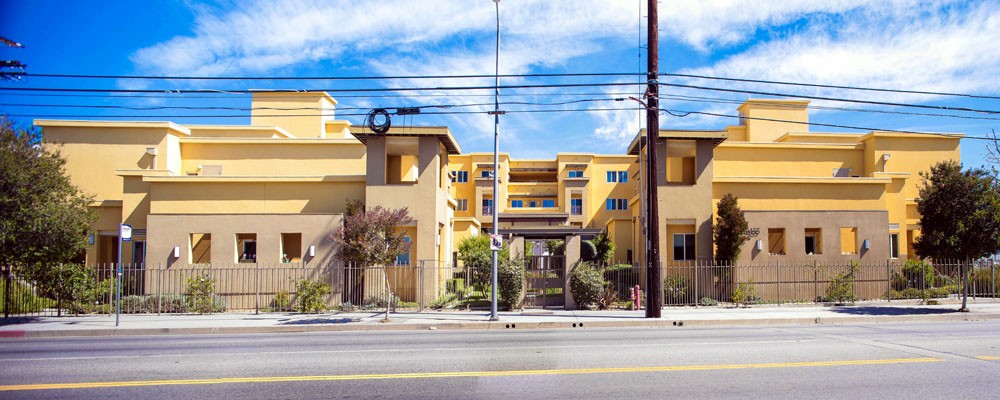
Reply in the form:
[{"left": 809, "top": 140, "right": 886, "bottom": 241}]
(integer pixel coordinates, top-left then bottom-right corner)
[{"left": 489, "top": 0, "right": 502, "bottom": 321}]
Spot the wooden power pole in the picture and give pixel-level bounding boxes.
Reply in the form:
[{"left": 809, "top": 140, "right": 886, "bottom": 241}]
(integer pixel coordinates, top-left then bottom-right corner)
[{"left": 644, "top": 0, "right": 663, "bottom": 318}]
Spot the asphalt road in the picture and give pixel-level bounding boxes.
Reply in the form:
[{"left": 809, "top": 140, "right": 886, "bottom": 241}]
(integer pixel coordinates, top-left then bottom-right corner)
[{"left": 1, "top": 321, "right": 998, "bottom": 399}]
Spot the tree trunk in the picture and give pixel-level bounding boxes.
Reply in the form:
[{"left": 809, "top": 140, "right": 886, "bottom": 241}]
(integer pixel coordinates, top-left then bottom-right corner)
[{"left": 959, "top": 261, "right": 969, "bottom": 312}]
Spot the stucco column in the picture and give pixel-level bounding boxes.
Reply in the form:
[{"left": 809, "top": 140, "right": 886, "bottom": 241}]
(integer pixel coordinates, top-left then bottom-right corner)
[
  {"left": 564, "top": 234, "right": 581, "bottom": 310},
  {"left": 509, "top": 236, "right": 525, "bottom": 259}
]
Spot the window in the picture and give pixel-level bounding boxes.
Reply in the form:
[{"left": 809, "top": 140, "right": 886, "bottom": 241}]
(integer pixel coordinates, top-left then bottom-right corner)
[
  {"left": 281, "top": 233, "right": 302, "bottom": 263},
  {"left": 890, "top": 233, "right": 899, "bottom": 259},
  {"left": 840, "top": 227, "right": 858, "bottom": 254},
  {"left": 626, "top": 249, "right": 633, "bottom": 264},
  {"left": 804, "top": 228, "right": 822, "bottom": 255},
  {"left": 453, "top": 171, "right": 468, "bottom": 183},
  {"left": 607, "top": 170, "right": 627, "bottom": 183},
  {"left": 767, "top": 228, "right": 785, "bottom": 255},
  {"left": 237, "top": 233, "right": 257, "bottom": 263},
  {"left": 456, "top": 199, "right": 468, "bottom": 211},
  {"left": 481, "top": 170, "right": 493, "bottom": 178},
  {"left": 396, "top": 237, "right": 411, "bottom": 265},
  {"left": 673, "top": 234, "right": 695, "bottom": 261},
  {"left": 511, "top": 200, "right": 523, "bottom": 208},
  {"left": 529, "top": 201, "right": 536, "bottom": 207},
  {"left": 542, "top": 199, "right": 555, "bottom": 208},
  {"left": 568, "top": 170, "right": 583, "bottom": 178},
  {"left": 482, "top": 199, "right": 493, "bottom": 215},
  {"left": 190, "top": 233, "right": 211, "bottom": 264},
  {"left": 606, "top": 198, "right": 627, "bottom": 211},
  {"left": 571, "top": 198, "right": 582, "bottom": 215}
]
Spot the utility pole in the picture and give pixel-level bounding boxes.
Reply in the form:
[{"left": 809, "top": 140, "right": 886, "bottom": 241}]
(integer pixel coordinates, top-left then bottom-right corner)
[
  {"left": 644, "top": 0, "right": 663, "bottom": 318},
  {"left": 488, "top": 0, "right": 502, "bottom": 322}
]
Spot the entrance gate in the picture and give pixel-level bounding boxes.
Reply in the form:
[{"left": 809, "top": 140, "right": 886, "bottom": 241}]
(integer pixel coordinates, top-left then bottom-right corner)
[{"left": 524, "top": 255, "right": 565, "bottom": 308}]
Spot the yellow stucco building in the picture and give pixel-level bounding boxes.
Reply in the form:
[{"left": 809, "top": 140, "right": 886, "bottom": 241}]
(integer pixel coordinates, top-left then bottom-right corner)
[{"left": 37, "top": 93, "right": 961, "bottom": 307}]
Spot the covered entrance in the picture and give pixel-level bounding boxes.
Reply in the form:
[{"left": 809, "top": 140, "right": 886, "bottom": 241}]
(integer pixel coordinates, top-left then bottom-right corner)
[{"left": 500, "top": 227, "right": 601, "bottom": 309}]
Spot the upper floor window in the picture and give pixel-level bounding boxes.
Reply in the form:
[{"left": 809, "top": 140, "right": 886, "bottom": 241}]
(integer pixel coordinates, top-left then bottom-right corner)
[
  {"left": 542, "top": 199, "right": 555, "bottom": 208},
  {"left": 456, "top": 199, "right": 468, "bottom": 211},
  {"left": 571, "top": 198, "right": 583, "bottom": 215},
  {"left": 606, "top": 170, "right": 628, "bottom": 183},
  {"left": 480, "top": 170, "right": 493, "bottom": 178},
  {"left": 453, "top": 171, "right": 468, "bottom": 183},
  {"left": 511, "top": 200, "right": 524, "bottom": 208},
  {"left": 605, "top": 198, "right": 627, "bottom": 211},
  {"left": 568, "top": 170, "right": 584, "bottom": 178}
]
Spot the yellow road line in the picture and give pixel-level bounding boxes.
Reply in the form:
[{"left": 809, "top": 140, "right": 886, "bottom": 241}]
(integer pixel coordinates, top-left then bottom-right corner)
[
  {"left": 0, "top": 357, "right": 941, "bottom": 392},
  {"left": 976, "top": 356, "right": 1000, "bottom": 360}
]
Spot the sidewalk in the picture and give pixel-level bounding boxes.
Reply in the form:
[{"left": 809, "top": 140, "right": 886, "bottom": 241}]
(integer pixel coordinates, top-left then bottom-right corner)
[{"left": 3, "top": 301, "right": 1000, "bottom": 338}]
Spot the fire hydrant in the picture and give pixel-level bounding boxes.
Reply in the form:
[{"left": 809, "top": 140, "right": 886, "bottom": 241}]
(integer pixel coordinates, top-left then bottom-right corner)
[{"left": 631, "top": 285, "right": 643, "bottom": 310}]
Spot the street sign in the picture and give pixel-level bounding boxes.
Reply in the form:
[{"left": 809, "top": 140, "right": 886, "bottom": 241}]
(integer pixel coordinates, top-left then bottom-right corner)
[
  {"left": 490, "top": 234, "right": 502, "bottom": 251},
  {"left": 120, "top": 224, "right": 132, "bottom": 242}
]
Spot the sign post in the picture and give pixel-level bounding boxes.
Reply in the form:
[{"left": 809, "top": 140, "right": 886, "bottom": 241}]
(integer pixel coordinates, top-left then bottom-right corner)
[{"left": 116, "top": 224, "right": 132, "bottom": 327}]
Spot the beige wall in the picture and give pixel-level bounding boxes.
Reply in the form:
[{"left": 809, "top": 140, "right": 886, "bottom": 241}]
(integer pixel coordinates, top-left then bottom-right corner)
[
  {"left": 149, "top": 181, "right": 365, "bottom": 214},
  {"left": 739, "top": 210, "right": 890, "bottom": 265},
  {"left": 180, "top": 141, "right": 366, "bottom": 176}
]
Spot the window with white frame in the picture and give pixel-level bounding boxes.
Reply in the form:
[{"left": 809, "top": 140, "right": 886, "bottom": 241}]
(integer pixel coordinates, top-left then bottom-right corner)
[
  {"left": 606, "top": 170, "right": 628, "bottom": 183},
  {"left": 456, "top": 199, "right": 468, "bottom": 211},
  {"left": 605, "top": 198, "right": 627, "bottom": 211},
  {"left": 453, "top": 170, "right": 468, "bottom": 183},
  {"left": 568, "top": 170, "right": 584, "bottom": 178}
]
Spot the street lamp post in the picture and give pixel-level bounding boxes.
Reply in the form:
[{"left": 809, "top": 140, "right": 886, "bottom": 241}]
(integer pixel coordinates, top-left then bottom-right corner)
[{"left": 489, "top": 0, "right": 501, "bottom": 321}]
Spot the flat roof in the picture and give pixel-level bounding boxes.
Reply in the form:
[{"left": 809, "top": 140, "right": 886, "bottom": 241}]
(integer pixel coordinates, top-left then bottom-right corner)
[
  {"left": 34, "top": 120, "right": 192, "bottom": 136},
  {"left": 627, "top": 129, "right": 728, "bottom": 154},
  {"left": 351, "top": 125, "right": 461, "bottom": 155}
]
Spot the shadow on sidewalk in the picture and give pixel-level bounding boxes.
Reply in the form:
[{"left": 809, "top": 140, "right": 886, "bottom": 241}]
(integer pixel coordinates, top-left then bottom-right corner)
[
  {"left": 0, "top": 317, "right": 39, "bottom": 326},
  {"left": 279, "top": 318, "right": 359, "bottom": 325},
  {"left": 829, "top": 306, "right": 956, "bottom": 316}
]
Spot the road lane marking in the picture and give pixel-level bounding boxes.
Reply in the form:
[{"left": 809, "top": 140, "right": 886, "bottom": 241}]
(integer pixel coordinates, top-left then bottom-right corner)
[
  {"left": 0, "top": 357, "right": 941, "bottom": 392},
  {"left": 0, "top": 339, "right": 820, "bottom": 362},
  {"left": 976, "top": 356, "right": 999, "bottom": 360}
]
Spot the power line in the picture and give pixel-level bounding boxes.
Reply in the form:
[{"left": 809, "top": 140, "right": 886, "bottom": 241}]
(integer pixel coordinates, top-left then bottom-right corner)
[
  {"left": 0, "top": 81, "right": 642, "bottom": 94},
  {"left": 0, "top": 98, "right": 620, "bottom": 112},
  {"left": 18, "top": 70, "right": 1000, "bottom": 100}
]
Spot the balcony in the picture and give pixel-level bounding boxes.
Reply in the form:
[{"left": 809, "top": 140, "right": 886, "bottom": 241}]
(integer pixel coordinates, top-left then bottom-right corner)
[
  {"left": 571, "top": 205, "right": 582, "bottom": 215},
  {"left": 482, "top": 206, "right": 494, "bottom": 216}
]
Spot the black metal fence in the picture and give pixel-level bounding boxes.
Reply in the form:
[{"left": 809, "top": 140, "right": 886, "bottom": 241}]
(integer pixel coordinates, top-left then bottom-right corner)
[{"left": 3, "top": 259, "right": 997, "bottom": 317}]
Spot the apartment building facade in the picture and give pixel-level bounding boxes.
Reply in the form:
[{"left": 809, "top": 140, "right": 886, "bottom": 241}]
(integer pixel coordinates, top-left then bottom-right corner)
[{"left": 37, "top": 93, "right": 961, "bottom": 306}]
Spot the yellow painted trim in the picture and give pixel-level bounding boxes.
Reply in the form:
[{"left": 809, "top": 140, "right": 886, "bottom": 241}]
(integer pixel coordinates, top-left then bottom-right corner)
[
  {"left": 718, "top": 142, "right": 863, "bottom": 150},
  {"left": 184, "top": 124, "right": 294, "bottom": 138},
  {"left": 89, "top": 200, "right": 122, "bottom": 207},
  {"left": 714, "top": 176, "right": 891, "bottom": 184},
  {"left": 859, "top": 131, "right": 963, "bottom": 140},
  {"left": 180, "top": 137, "right": 362, "bottom": 145},
  {"left": 143, "top": 175, "right": 366, "bottom": 183},
  {"left": 115, "top": 169, "right": 172, "bottom": 177},
  {"left": 976, "top": 356, "right": 1000, "bottom": 360},
  {"left": 0, "top": 357, "right": 940, "bottom": 392},
  {"left": 34, "top": 120, "right": 191, "bottom": 136}
]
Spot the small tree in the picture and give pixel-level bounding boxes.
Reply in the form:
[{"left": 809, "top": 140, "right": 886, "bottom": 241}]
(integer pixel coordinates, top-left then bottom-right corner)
[
  {"left": 1, "top": 118, "right": 95, "bottom": 300},
  {"left": 914, "top": 160, "right": 1000, "bottom": 311},
  {"left": 593, "top": 230, "right": 615, "bottom": 264},
  {"left": 457, "top": 235, "right": 509, "bottom": 296},
  {"left": 332, "top": 200, "right": 413, "bottom": 266},
  {"left": 714, "top": 193, "right": 749, "bottom": 264}
]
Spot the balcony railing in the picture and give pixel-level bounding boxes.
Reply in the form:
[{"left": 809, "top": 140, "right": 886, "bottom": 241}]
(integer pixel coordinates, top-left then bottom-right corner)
[
  {"left": 482, "top": 206, "right": 493, "bottom": 216},
  {"left": 571, "top": 206, "right": 583, "bottom": 215}
]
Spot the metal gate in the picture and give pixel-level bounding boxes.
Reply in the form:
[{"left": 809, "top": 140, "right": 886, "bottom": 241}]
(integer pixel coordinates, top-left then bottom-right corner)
[{"left": 524, "top": 255, "right": 565, "bottom": 308}]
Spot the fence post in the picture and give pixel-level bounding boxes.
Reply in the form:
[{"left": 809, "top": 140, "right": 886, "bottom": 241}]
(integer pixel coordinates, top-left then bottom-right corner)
[
  {"left": 776, "top": 261, "right": 781, "bottom": 306},
  {"left": 886, "top": 260, "right": 891, "bottom": 303},
  {"left": 157, "top": 263, "right": 162, "bottom": 315},
  {"left": 693, "top": 262, "right": 699, "bottom": 307},
  {"left": 813, "top": 260, "right": 818, "bottom": 302},
  {"left": 3, "top": 266, "right": 10, "bottom": 319},
  {"left": 254, "top": 262, "right": 260, "bottom": 315},
  {"left": 418, "top": 261, "right": 425, "bottom": 312}
]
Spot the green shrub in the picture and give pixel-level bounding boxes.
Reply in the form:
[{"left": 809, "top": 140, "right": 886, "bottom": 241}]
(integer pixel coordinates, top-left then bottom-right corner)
[
  {"left": 429, "top": 293, "right": 458, "bottom": 309},
  {"left": 971, "top": 267, "right": 999, "bottom": 296},
  {"left": 363, "top": 294, "right": 399, "bottom": 309},
  {"left": 732, "top": 280, "right": 756, "bottom": 307},
  {"left": 446, "top": 278, "right": 466, "bottom": 296},
  {"left": 157, "top": 294, "right": 188, "bottom": 313},
  {"left": 580, "top": 240, "right": 598, "bottom": 262},
  {"left": 824, "top": 269, "right": 857, "bottom": 304},
  {"left": 272, "top": 290, "right": 292, "bottom": 312},
  {"left": 902, "top": 259, "right": 934, "bottom": 289},
  {"left": 570, "top": 262, "right": 604, "bottom": 309},
  {"left": 0, "top": 279, "right": 54, "bottom": 313},
  {"left": 663, "top": 275, "right": 689, "bottom": 304},
  {"left": 597, "top": 284, "right": 619, "bottom": 310},
  {"left": 121, "top": 295, "right": 151, "bottom": 313},
  {"left": 699, "top": 296, "right": 719, "bottom": 307},
  {"left": 603, "top": 264, "right": 639, "bottom": 298},
  {"left": 295, "top": 279, "right": 331, "bottom": 313},
  {"left": 185, "top": 273, "right": 217, "bottom": 314},
  {"left": 890, "top": 272, "right": 907, "bottom": 291},
  {"left": 498, "top": 256, "right": 525, "bottom": 311},
  {"left": 890, "top": 287, "right": 924, "bottom": 300}
]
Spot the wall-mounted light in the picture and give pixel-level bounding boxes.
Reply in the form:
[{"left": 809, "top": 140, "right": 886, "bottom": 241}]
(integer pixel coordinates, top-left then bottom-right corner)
[
  {"left": 172, "top": 246, "right": 180, "bottom": 258},
  {"left": 862, "top": 239, "right": 870, "bottom": 250},
  {"left": 755, "top": 240, "right": 763, "bottom": 251},
  {"left": 882, "top": 153, "right": 891, "bottom": 162},
  {"left": 308, "top": 245, "right": 316, "bottom": 257},
  {"left": 146, "top": 147, "right": 158, "bottom": 156}
]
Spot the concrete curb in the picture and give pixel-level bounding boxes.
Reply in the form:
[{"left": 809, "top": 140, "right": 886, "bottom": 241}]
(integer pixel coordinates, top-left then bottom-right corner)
[{"left": 5, "top": 311, "right": 1000, "bottom": 338}]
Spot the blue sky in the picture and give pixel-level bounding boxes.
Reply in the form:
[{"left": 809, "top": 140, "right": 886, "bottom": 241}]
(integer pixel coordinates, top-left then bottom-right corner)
[{"left": 2, "top": 0, "right": 999, "bottom": 169}]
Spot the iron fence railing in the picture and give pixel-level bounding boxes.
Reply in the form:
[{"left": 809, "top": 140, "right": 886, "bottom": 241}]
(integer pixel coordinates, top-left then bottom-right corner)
[{"left": 2, "top": 259, "right": 997, "bottom": 317}]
